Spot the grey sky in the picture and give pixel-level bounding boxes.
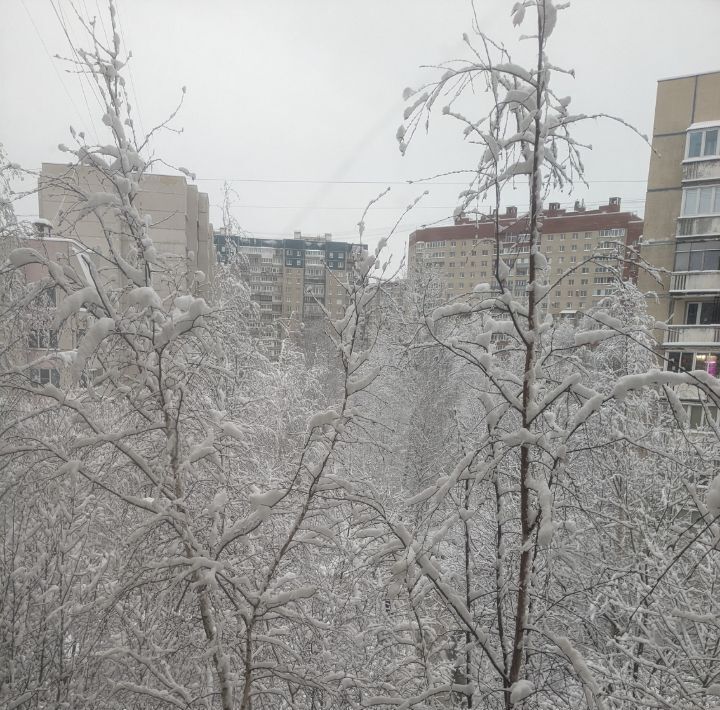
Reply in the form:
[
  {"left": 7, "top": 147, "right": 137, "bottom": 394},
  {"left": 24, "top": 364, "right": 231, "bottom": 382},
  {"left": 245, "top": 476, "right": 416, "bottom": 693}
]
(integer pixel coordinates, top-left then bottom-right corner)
[{"left": 2, "top": 0, "right": 719, "bottom": 263}]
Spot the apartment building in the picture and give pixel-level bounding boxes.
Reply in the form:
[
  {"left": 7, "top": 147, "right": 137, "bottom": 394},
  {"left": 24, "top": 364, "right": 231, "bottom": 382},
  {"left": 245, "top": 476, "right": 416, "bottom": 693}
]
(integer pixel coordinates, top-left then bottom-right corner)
[
  {"left": 636, "top": 70, "right": 720, "bottom": 426},
  {"left": 408, "top": 198, "right": 643, "bottom": 317},
  {"left": 214, "top": 231, "right": 366, "bottom": 358},
  {"left": 20, "top": 164, "right": 215, "bottom": 386},
  {"left": 38, "top": 163, "right": 215, "bottom": 294}
]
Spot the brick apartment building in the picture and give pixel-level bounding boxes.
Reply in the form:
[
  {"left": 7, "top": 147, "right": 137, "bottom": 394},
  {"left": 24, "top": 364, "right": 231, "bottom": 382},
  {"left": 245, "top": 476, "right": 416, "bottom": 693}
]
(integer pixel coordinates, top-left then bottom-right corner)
[{"left": 408, "top": 198, "right": 643, "bottom": 318}]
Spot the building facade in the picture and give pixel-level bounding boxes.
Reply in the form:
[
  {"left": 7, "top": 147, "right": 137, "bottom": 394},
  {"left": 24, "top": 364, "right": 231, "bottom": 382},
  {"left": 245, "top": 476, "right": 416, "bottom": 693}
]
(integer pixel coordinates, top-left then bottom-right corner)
[
  {"left": 214, "top": 231, "right": 366, "bottom": 358},
  {"left": 408, "top": 198, "right": 643, "bottom": 318},
  {"left": 20, "top": 164, "right": 215, "bottom": 387},
  {"left": 38, "top": 163, "right": 215, "bottom": 295},
  {"left": 637, "top": 70, "right": 720, "bottom": 420}
]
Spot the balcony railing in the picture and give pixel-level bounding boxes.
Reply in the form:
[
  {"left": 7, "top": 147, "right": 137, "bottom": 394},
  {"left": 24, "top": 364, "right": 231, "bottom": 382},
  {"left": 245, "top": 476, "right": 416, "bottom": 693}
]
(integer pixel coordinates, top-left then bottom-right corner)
[
  {"left": 682, "top": 158, "right": 720, "bottom": 182},
  {"left": 664, "top": 324, "right": 720, "bottom": 347},
  {"left": 677, "top": 215, "right": 720, "bottom": 237},
  {"left": 670, "top": 271, "right": 720, "bottom": 293}
]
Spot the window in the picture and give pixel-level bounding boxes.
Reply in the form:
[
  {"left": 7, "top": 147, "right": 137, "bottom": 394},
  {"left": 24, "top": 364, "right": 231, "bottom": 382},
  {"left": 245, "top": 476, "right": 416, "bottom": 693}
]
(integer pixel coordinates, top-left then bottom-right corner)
[
  {"left": 571, "top": 244, "right": 577, "bottom": 251},
  {"left": 681, "top": 186, "right": 720, "bottom": 216},
  {"left": 674, "top": 239, "right": 720, "bottom": 271},
  {"left": 686, "top": 127, "right": 719, "bottom": 159},
  {"left": 584, "top": 243, "right": 591, "bottom": 251},
  {"left": 584, "top": 232, "right": 592, "bottom": 239},
  {"left": 686, "top": 301, "right": 720, "bottom": 325},
  {"left": 29, "top": 329, "right": 58, "bottom": 349},
  {"left": 30, "top": 368, "right": 60, "bottom": 387},
  {"left": 667, "top": 351, "right": 720, "bottom": 376},
  {"left": 684, "top": 403, "right": 719, "bottom": 429},
  {"left": 558, "top": 245, "right": 565, "bottom": 252},
  {"left": 546, "top": 235, "right": 554, "bottom": 241}
]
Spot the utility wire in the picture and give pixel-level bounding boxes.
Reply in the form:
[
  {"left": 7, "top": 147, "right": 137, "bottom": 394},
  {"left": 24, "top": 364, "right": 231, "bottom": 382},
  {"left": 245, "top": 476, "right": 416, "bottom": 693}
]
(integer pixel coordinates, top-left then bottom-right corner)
[
  {"left": 113, "top": 0, "right": 147, "bottom": 142},
  {"left": 193, "top": 177, "right": 648, "bottom": 186},
  {"left": 19, "top": 0, "right": 93, "bottom": 138},
  {"left": 49, "top": 0, "right": 104, "bottom": 143}
]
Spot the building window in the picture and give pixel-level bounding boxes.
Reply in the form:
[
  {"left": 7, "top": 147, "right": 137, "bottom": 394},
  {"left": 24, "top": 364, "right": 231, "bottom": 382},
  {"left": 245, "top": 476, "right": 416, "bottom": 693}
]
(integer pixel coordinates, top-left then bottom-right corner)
[
  {"left": 681, "top": 186, "right": 720, "bottom": 216},
  {"left": 29, "top": 329, "right": 58, "bottom": 349},
  {"left": 686, "top": 127, "right": 719, "bottom": 159},
  {"left": 674, "top": 239, "right": 720, "bottom": 271},
  {"left": 686, "top": 301, "right": 720, "bottom": 325},
  {"left": 30, "top": 368, "right": 60, "bottom": 386},
  {"left": 667, "top": 350, "right": 719, "bottom": 376}
]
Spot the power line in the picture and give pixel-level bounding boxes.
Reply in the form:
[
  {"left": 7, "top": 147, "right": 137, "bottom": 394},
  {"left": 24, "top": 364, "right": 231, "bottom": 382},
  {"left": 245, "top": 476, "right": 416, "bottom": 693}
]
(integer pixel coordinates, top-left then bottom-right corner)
[
  {"left": 114, "top": 0, "right": 147, "bottom": 142},
  {"left": 214, "top": 198, "right": 648, "bottom": 211},
  {"left": 49, "top": 0, "right": 104, "bottom": 143},
  {"left": 194, "top": 177, "right": 648, "bottom": 186},
  {"left": 19, "top": 0, "right": 92, "bottom": 136}
]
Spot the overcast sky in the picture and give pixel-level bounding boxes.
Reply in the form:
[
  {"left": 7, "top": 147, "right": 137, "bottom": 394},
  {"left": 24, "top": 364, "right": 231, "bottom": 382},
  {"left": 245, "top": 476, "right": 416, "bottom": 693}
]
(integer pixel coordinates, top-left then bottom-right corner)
[{"left": 2, "top": 0, "right": 719, "bottom": 262}]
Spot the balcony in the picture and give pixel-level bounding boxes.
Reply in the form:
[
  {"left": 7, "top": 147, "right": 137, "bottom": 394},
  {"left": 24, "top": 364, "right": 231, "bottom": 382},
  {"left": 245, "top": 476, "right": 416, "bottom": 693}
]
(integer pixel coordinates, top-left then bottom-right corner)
[
  {"left": 682, "top": 158, "right": 720, "bottom": 183},
  {"left": 677, "top": 215, "right": 720, "bottom": 237},
  {"left": 669, "top": 271, "right": 720, "bottom": 294},
  {"left": 664, "top": 324, "right": 720, "bottom": 347}
]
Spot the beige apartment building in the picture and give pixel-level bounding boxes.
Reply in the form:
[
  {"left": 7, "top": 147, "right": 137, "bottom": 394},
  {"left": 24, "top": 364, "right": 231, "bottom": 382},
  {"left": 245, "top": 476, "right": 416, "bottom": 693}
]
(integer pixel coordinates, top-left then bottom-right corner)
[
  {"left": 408, "top": 198, "right": 643, "bottom": 318},
  {"left": 22, "top": 164, "right": 215, "bottom": 386},
  {"left": 214, "top": 231, "right": 367, "bottom": 358},
  {"left": 637, "top": 70, "right": 720, "bottom": 424},
  {"left": 38, "top": 163, "right": 214, "bottom": 294}
]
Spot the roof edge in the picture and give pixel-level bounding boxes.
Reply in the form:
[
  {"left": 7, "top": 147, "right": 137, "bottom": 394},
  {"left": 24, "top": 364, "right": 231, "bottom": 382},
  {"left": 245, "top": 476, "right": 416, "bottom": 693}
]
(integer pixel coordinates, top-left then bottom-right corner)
[{"left": 658, "top": 69, "right": 720, "bottom": 83}]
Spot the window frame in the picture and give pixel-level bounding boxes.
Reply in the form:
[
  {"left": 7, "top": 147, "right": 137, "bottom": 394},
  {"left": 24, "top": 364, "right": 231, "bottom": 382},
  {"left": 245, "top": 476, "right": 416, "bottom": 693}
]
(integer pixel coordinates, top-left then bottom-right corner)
[{"left": 686, "top": 126, "right": 720, "bottom": 160}]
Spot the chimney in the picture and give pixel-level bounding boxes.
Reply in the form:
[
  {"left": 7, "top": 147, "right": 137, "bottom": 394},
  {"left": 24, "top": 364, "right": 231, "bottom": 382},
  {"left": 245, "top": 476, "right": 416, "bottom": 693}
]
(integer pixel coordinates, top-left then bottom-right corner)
[
  {"left": 608, "top": 196, "right": 621, "bottom": 212},
  {"left": 324, "top": 232, "right": 332, "bottom": 239},
  {"left": 505, "top": 206, "right": 518, "bottom": 218},
  {"left": 293, "top": 230, "right": 302, "bottom": 239},
  {"left": 548, "top": 202, "right": 561, "bottom": 213},
  {"left": 574, "top": 199, "right": 586, "bottom": 212}
]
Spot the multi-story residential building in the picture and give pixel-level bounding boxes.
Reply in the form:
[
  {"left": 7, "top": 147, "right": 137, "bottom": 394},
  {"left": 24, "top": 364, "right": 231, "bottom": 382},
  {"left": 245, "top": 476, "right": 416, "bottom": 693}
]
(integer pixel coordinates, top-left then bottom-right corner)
[
  {"left": 38, "top": 163, "right": 215, "bottom": 295},
  {"left": 17, "top": 164, "right": 215, "bottom": 386},
  {"left": 408, "top": 198, "right": 643, "bottom": 318},
  {"left": 637, "top": 70, "right": 720, "bottom": 424},
  {"left": 214, "top": 231, "right": 366, "bottom": 358}
]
